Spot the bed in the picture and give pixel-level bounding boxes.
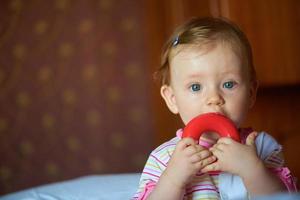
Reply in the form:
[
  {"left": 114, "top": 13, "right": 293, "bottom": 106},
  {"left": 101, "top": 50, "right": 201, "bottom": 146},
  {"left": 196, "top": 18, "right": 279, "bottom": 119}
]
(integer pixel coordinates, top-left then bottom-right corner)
[
  {"left": 0, "top": 173, "right": 299, "bottom": 200},
  {"left": 0, "top": 173, "right": 140, "bottom": 200}
]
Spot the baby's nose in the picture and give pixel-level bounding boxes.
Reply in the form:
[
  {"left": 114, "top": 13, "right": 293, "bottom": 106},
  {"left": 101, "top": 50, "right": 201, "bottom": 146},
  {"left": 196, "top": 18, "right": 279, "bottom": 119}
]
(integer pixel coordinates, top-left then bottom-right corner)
[{"left": 206, "top": 91, "right": 225, "bottom": 106}]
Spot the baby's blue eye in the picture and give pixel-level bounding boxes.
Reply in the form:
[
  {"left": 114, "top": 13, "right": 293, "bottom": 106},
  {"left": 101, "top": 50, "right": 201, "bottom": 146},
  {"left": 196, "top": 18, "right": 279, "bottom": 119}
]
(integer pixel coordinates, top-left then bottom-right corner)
[
  {"left": 190, "top": 84, "right": 201, "bottom": 92},
  {"left": 223, "top": 81, "right": 235, "bottom": 89}
]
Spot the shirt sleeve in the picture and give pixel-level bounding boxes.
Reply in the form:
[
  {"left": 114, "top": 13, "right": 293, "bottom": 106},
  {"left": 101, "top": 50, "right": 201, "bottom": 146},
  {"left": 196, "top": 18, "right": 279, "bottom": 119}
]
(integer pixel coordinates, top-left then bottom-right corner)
[
  {"left": 132, "top": 151, "right": 166, "bottom": 199},
  {"left": 256, "top": 132, "right": 298, "bottom": 192}
]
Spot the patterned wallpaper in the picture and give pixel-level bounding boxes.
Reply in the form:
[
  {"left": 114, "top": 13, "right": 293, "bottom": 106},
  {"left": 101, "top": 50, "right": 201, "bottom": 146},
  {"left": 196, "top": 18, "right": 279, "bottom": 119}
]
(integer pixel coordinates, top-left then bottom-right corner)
[{"left": 0, "top": 0, "right": 154, "bottom": 194}]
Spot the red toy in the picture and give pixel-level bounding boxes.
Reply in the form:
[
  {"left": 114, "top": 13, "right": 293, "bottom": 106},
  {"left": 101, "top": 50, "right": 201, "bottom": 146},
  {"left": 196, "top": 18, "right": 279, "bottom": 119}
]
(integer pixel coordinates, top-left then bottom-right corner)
[{"left": 182, "top": 113, "right": 241, "bottom": 143}]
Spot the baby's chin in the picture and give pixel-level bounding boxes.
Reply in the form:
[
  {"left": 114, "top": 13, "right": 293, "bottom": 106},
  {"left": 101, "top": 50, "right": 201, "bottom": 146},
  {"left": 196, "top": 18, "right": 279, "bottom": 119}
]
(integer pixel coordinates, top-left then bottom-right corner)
[{"left": 230, "top": 117, "right": 243, "bottom": 128}]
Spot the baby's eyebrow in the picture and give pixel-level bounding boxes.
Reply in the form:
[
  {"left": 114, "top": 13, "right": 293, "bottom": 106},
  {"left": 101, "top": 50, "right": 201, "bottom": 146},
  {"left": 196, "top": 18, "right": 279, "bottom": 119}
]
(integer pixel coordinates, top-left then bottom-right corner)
[
  {"left": 182, "top": 75, "right": 203, "bottom": 85},
  {"left": 220, "top": 67, "right": 243, "bottom": 74},
  {"left": 186, "top": 73, "right": 204, "bottom": 79}
]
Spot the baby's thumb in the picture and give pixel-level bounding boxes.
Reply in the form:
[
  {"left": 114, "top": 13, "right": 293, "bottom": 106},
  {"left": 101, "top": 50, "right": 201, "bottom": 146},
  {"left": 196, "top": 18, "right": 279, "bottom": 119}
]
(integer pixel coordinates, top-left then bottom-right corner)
[{"left": 246, "top": 131, "right": 258, "bottom": 148}]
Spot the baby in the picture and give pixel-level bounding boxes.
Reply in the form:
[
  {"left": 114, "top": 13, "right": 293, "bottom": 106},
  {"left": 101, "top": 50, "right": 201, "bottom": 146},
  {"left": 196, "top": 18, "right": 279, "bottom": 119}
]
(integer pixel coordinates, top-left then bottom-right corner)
[{"left": 133, "top": 17, "right": 297, "bottom": 199}]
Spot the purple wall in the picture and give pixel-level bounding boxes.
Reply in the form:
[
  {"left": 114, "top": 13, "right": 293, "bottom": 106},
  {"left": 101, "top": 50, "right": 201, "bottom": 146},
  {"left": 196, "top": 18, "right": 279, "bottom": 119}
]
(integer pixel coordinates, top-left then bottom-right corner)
[{"left": 0, "top": 0, "right": 154, "bottom": 194}]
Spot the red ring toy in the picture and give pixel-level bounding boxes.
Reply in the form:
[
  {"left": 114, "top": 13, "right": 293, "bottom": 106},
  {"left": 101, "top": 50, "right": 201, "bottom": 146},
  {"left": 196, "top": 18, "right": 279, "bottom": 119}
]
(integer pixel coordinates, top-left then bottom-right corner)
[{"left": 182, "top": 113, "right": 240, "bottom": 143}]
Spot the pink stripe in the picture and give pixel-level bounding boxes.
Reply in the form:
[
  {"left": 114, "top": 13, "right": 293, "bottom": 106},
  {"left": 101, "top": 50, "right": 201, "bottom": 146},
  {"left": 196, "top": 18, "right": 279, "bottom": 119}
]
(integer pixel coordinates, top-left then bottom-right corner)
[
  {"left": 186, "top": 184, "right": 218, "bottom": 193},
  {"left": 189, "top": 184, "right": 218, "bottom": 188},
  {"left": 208, "top": 172, "right": 220, "bottom": 176},
  {"left": 142, "top": 171, "right": 160, "bottom": 179},
  {"left": 155, "top": 143, "right": 176, "bottom": 153},
  {"left": 269, "top": 157, "right": 283, "bottom": 165},
  {"left": 196, "top": 172, "right": 220, "bottom": 176},
  {"left": 269, "top": 155, "right": 283, "bottom": 163},
  {"left": 199, "top": 140, "right": 214, "bottom": 148},
  {"left": 176, "top": 129, "right": 183, "bottom": 137},
  {"left": 267, "top": 158, "right": 283, "bottom": 166},
  {"left": 150, "top": 154, "right": 167, "bottom": 167},
  {"left": 144, "top": 167, "right": 161, "bottom": 176},
  {"left": 185, "top": 188, "right": 219, "bottom": 196}
]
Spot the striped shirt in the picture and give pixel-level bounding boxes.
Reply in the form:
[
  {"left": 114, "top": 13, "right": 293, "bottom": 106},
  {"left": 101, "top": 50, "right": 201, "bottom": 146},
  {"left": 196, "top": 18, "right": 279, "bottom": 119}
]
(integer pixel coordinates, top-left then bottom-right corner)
[{"left": 133, "top": 129, "right": 297, "bottom": 199}]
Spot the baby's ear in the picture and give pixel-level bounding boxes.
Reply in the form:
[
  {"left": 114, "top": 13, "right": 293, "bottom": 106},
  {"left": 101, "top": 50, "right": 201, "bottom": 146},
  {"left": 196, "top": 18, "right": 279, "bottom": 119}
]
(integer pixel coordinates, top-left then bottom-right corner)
[
  {"left": 249, "top": 80, "right": 259, "bottom": 108},
  {"left": 160, "top": 85, "right": 179, "bottom": 114}
]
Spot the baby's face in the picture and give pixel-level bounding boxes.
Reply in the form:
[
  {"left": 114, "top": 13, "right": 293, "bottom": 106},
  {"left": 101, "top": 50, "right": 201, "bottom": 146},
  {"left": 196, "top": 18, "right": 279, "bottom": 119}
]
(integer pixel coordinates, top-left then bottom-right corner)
[{"left": 161, "top": 43, "right": 256, "bottom": 127}]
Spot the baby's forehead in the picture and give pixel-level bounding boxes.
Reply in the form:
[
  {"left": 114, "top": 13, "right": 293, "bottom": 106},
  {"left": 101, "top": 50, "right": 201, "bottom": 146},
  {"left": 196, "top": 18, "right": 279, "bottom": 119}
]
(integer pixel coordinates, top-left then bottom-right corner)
[
  {"left": 169, "top": 42, "right": 240, "bottom": 62},
  {"left": 169, "top": 42, "right": 250, "bottom": 76},
  {"left": 170, "top": 44, "right": 210, "bottom": 58}
]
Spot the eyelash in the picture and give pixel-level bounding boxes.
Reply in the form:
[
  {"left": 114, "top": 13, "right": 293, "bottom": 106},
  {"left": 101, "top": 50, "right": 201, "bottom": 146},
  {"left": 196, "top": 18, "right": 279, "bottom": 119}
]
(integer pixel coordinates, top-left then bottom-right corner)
[
  {"left": 189, "top": 83, "right": 201, "bottom": 92},
  {"left": 223, "top": 81, "right": 237, "bottom": 89},
  {"left": 189, "top": 81, "right": 237, "bottom": 92}
]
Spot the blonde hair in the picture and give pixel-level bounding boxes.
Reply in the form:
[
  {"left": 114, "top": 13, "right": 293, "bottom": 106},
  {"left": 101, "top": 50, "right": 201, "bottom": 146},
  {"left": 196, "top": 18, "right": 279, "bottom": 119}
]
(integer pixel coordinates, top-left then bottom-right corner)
[{"left": 155, "top": 17, "right": 256, "bottom": 85}]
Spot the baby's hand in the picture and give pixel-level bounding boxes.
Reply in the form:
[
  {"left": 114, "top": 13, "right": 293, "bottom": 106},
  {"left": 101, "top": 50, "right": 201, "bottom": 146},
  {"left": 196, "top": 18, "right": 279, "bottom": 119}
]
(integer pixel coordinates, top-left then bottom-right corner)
[
  {"left": 163, "top": 137, "right": 216, "bottom": 189},
  {"left": 201, "top": 132, "right": 261, "bottom": 177}
]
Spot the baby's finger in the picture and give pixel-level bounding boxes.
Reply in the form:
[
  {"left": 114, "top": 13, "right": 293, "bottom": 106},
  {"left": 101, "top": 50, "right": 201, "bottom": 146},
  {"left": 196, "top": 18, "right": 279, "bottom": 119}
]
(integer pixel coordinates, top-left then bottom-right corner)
[
  {"left": 194, "top": 144, "right": 207, "bottom": 151},
  {"left": 201, "top": 161, "right": 220, "bottom": 173},
  {"left": 195, "top": 156, "right": 217, "bottom": 170},
  {"left": 184, "top": 145, "right": 199, "bottom": 156},
  {"left": 177, "top": 137, "right": 196, "bottom": 150},
  {"left": 217, "top": 137, "right": 233, "bottom": 145},
  {"left": 246, "top": 131, "right": 258, "bottom": 147},
  {"left": 209, "top": 146, "right": 223, "bottom": 157},
  {"left": 190, "top": 150, "right": 213, "bottom": 163},
  {"left": 211, "top": 143, "right": 227, "bottom": 151}
]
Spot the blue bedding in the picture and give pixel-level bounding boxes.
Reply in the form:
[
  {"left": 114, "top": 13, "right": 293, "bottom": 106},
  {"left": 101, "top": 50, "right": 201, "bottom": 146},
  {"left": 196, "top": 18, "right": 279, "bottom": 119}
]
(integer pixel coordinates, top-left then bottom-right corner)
[
  {"left": 0, "top": 173, "right": 299, "bottom": 200},
  {"left": 0, "top": 173, "right": 141, "bottom": 200}
]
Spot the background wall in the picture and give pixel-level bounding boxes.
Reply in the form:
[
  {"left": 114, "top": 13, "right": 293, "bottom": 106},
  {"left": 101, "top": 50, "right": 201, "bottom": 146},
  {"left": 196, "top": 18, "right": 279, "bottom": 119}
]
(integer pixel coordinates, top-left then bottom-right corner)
[
  {"left": 1, "top": 0, "right": 299, "bottom": 195},
  {"left": 0, "top": 0, "right": 154, "bottom": 194}
]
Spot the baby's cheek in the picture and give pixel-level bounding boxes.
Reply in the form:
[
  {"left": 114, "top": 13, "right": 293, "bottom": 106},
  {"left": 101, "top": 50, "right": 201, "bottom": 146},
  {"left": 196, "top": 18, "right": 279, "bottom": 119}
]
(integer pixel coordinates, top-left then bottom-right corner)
[{"left": 226, "top": 107, "right": 246, "bottom": 127}]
